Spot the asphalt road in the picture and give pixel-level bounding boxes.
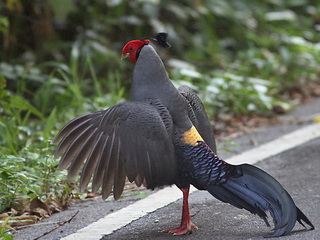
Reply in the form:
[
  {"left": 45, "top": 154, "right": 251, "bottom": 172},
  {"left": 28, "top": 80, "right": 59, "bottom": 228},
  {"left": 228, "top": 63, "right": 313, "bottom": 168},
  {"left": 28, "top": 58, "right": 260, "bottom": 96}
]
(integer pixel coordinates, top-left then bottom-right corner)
[{"left": 13, "top": 98, "right": 320, "bottom": 240}]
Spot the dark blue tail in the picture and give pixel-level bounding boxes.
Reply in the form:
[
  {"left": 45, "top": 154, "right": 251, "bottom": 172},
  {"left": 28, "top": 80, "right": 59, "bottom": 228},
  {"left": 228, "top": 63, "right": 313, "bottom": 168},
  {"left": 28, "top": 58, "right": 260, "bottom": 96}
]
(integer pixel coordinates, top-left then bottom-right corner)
[
  {"left": 206, "top": 164, "right": 314, "bottom": 237},
  {"left": 181, "top": 141, "right": 314, "bottom": 237}
]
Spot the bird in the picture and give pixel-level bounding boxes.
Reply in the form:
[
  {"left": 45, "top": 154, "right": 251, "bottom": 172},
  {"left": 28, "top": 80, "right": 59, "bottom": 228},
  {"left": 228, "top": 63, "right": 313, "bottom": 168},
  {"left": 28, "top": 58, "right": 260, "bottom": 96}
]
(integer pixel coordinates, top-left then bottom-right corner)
[{"left": 54, "top": 33, "right": 314, "bottom": 237}]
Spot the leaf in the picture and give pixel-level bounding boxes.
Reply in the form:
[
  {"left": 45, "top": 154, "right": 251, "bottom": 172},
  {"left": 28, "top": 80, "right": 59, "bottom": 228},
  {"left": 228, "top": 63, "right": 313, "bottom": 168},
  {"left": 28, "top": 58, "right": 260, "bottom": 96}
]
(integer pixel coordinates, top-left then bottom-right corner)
[
  {"left": 265, "top": 11, "right": 296, "bottom": 21},
  {"left": 70, "top": 44, "right": 80, "bottom": 81},
  {"left": 86, "top": 192, "right": 96, "bottom": 199},
  {"left": 44, "top": 198, "right": 63, "bottom": 213},
  {"left": 12, "top": 197, "right": 31, "bottom": 214},
  {"left": 30, "top": 198, "right": 50, "bottom": 217},
  {"left": 0, "top": 16, "right": 9, "bottom": 34},
  {"left": 0, "top": 213, "right": 9, "bottom": 221},
  {"left": 0, "top": 216, "right": 15, "bottom": 231},
  {"left": 43, "top": 107, "right": 57, "bottom": 139},
  {"left": 9, "top": 96, "right": 44, "bottom": 120},
  {"left": 0, "top": 215, "right": 38, "bottom": 227}
]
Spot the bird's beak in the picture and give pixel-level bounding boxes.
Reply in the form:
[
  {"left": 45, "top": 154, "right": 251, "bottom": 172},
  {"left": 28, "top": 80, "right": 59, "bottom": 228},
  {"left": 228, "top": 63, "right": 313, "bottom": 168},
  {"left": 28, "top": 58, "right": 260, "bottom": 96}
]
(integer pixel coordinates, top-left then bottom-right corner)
[{"left": 121, "top": 53, "right": 130, "bottom": 60}]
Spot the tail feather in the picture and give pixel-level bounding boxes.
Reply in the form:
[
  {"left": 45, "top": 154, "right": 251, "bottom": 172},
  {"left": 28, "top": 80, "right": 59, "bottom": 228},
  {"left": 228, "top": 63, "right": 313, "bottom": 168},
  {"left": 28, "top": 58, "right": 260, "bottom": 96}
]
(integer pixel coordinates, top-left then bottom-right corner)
[
  {"left": 206, "top": 164, "right": 314, "bottom": 237},
  {"left": 207, "top": 184, "right": 270, "bottom": 225},
  {"left": 240, "top": 164, "right": 297, "bottom": 237},
  {"left": 296, "top": 206, "right": 315, "bottom": 230},
  {"left": 181, "top": 139, "right": 313, "bottom": 236}
]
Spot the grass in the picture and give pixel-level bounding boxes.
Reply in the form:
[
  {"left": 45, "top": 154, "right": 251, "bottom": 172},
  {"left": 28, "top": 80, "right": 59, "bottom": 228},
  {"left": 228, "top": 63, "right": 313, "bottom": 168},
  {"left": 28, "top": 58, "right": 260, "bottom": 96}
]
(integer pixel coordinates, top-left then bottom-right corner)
[{"left": 0, "top": 49, "right": 125, "bottom": 215}]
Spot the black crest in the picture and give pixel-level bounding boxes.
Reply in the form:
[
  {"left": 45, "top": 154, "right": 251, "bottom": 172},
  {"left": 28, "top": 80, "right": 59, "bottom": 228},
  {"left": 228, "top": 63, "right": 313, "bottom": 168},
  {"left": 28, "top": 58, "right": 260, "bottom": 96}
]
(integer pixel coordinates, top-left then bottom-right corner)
[{"left": 152, "top": 32, "right": 171, "bottom": 48}]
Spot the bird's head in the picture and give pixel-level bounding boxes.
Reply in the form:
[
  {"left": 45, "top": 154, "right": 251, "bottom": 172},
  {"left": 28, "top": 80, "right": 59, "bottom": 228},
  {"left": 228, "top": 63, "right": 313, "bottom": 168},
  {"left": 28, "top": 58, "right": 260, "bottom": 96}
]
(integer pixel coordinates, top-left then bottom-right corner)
[{"left": 121, "top": 39, "right": 151, "bottom": 63}]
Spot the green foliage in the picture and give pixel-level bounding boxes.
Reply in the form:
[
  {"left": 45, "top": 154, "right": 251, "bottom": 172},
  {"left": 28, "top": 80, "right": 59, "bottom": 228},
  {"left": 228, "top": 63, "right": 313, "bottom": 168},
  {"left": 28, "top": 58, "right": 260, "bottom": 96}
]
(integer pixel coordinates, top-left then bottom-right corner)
[
  {"left": 0, "top": 17, "right": 9, "bottom": 34},
  {"left": 0, "top": 227, "right": 14, "bottom": 240},
  {"left": 0, "top": 147, "right": 64, "bottom": 212},
  {"left": 173, "top": 69, "right": 277, "bottom": 117},
  {"left": 0, "top": 48, "right": 124, "bottom": 212},
  {"left": 218, "top": 139, "right": 240, "bottom": 154}
]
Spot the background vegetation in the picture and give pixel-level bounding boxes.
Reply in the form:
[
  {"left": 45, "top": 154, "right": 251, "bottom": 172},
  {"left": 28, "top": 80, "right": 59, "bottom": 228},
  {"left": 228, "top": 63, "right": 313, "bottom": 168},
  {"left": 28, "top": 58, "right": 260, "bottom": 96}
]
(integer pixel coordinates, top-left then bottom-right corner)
[{"left": 1, "top": 0, "right": 320, "bottom": 234}]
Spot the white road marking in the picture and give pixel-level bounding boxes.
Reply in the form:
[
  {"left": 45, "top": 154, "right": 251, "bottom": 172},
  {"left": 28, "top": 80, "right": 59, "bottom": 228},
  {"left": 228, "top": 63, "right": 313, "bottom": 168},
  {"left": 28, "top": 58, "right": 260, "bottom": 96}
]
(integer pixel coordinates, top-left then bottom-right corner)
[
  {"left": 227, "top": 122, "right": 320, "bottom": 165},
  {"left": 61, "top": 186, "right": 198, "bottom": 240},
  {"left": 61, "top": 122, "right": 320, "bottom": 240}
]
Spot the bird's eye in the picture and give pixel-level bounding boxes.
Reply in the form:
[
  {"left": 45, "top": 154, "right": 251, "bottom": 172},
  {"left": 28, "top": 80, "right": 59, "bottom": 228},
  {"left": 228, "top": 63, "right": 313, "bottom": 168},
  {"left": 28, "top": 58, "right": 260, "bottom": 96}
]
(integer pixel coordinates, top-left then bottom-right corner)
[{"left": 129, "top": 47, "right": 133, "bottom": 51}]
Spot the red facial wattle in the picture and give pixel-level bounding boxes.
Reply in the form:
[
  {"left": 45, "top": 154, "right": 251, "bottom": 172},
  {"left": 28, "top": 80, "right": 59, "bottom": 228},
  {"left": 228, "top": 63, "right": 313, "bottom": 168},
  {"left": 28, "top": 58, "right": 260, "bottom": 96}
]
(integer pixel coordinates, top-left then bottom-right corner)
[{"left": 122, "top": 39, "right": 150, "bottom": 63}]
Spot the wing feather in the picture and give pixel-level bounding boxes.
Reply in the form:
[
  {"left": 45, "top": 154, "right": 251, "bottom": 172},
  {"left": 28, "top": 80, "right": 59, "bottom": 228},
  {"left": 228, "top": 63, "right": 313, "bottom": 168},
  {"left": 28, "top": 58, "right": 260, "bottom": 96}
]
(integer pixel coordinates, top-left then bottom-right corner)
[
  {"left": 54, "top": 118, "right": 92, "bottom": 157},
  {"left": 67, "top": 128, "right": 99, "bottom": 178},
  {"left": 113, "top": 157, "right": 126, "bottom": 200},
  {"left": 55, "top": 101, "right": 177, "bottom": 199},
  {"left": 178, "top": 85, "right": 216, "bottom": 152},
  {"left": 54, "top": 113, "right": 92, "bottom": 142},
  {"left": 101, "top": 135, "right": 120, "bottom": 199},
  {"left": 92, "top": 133, "right": 114, "bottom": 193},
  {"left": 58, "top": 124, "right": 94, "bottom": 169},
  {"left": 79, "top": 132, "right": 104, "bottom": 191}
]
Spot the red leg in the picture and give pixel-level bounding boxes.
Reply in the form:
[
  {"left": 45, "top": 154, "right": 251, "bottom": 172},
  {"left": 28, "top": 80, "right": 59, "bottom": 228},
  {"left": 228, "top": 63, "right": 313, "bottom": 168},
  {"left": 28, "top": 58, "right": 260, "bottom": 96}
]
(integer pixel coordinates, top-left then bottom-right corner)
[{"left": 162, "top": 185, "right": 198, "bottom": 235}]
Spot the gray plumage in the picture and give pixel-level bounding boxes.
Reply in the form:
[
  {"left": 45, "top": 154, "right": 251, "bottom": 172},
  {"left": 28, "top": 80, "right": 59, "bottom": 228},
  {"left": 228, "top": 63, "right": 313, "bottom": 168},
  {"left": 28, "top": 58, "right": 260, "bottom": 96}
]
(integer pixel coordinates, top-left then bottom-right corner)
[
  {"left": 55, "top": 45, "right": 215, "bottom": 199},
  {"left": 55, "top": 43, "right": 313, "bottom": 237},
  {"left": 55, "top": 101, "right": 178, "bottom": 199}
]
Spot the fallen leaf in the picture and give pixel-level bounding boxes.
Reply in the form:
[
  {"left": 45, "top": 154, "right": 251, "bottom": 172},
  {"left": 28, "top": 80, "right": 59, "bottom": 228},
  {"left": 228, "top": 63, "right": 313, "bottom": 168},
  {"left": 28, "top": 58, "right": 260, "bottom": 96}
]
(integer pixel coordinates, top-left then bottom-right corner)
[
  {"left": 86, "top": 193, "right": 96, "bottom": 198},
  {"left": 1, "top": 215, "right": 38, "bottom": 227},
  {"left": 30, "top": 198, "right": 50, "bottom": 217},
  {"left": 0, "top": 216, "right": 15, "bottom": 231},
  {"left": 0, "top": 213, "right": 9, "bottom": 220},
  {"left": 45, "top": 198, "right": 63, "bottom": 213},
  {"left": 32, "top": 208, "right": 50, "bottom": 218},
  {"left": 11, "top": 197, "right": 31, "bottom": 214}
]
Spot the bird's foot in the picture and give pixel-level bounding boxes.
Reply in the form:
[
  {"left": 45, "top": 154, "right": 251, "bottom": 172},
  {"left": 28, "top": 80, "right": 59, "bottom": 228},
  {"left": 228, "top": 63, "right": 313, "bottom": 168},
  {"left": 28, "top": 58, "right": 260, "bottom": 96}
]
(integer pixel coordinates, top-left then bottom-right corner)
[{"left": 162, "top": 222, "right": 198, "bottom": 235}]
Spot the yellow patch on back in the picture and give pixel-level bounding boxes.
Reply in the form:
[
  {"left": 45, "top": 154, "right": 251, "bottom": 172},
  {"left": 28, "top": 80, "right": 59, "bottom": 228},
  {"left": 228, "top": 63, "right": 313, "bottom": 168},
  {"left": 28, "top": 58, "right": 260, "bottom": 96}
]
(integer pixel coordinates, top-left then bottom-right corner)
[
  {"left": 182, "top": 125, "right": 204, "bottom": 146},
  {"left": 314, "top": 115, "right": 320, "bottom": 123}
]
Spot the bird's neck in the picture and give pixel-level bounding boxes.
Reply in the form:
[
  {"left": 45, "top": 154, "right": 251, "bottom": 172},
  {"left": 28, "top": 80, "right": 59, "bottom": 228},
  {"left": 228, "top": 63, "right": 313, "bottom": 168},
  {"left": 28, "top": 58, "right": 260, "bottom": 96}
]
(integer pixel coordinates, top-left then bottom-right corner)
[
  {"left": 130, "top": 45, "right": 193, "bottom": 132},
  {"left": 131, "top": 46, "right": 170, "bottom": 100}
]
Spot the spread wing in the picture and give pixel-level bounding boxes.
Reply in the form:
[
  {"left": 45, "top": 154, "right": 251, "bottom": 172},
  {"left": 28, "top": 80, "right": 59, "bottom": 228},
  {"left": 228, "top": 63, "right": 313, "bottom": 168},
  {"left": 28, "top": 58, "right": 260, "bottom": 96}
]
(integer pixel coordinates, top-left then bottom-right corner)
[
  {"left": 54, "top": 101, "right": 177, "bottom": 200},
  {"left": 178, "top": 85, "right": 217, "bottom": 152}
]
